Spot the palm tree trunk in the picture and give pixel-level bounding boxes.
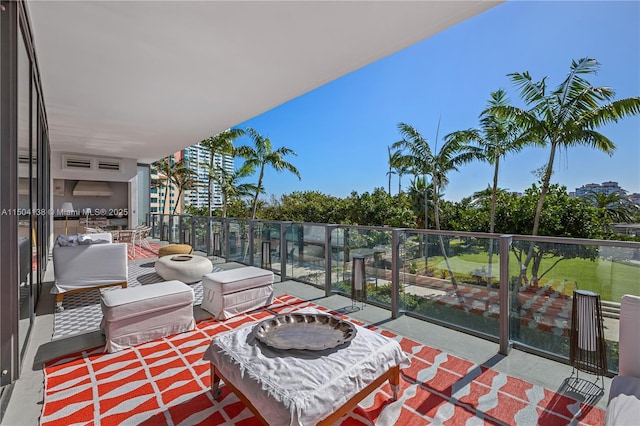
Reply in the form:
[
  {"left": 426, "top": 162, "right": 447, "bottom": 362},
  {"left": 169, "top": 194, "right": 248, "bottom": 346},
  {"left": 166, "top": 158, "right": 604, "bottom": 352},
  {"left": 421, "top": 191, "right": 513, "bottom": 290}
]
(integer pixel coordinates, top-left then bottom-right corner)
[
  {"left": 251, "top": 165, "right": 265, "bottom": 220},
  {"left": 222, "top": 193, "right": 227, "bottom": 218},
  {"left": 162, "top": 180, "right": 169, "bottom": 214},
  {"left": 487, "top": 157, "right": 499, "bottom": 289},
  {"left": 388, "top": 171, "right": 391, "bottom": 196},
  {"left": 173, "top": 188, "right": 184, "bottom": 214},
  {"left": 523, "top": 141, "right": 557, "bottom": 277},
  {"left": 433, "top": 181, "right": 458, "bottom": 287}
]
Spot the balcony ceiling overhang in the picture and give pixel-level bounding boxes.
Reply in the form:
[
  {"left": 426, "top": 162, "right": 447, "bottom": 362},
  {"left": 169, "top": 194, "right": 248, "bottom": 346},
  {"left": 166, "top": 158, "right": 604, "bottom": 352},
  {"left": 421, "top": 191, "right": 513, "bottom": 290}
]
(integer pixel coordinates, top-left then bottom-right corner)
[{"left": 28, "top": 1, "right": 501, "bottom": 164}]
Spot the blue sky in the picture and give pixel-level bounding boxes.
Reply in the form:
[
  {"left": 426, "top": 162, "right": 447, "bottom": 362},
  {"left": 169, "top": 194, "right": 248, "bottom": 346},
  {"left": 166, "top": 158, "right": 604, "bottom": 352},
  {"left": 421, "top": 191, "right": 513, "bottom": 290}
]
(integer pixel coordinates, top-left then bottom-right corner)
[{"left": 235, "top": 0, "right": 640, "bottom": 202}]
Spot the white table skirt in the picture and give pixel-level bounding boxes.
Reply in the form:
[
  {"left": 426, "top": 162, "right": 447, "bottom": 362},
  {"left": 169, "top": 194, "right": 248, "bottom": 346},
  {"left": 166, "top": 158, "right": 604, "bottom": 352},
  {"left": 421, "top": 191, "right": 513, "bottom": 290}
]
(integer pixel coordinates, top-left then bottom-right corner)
[{"left": 203, "top": 307, "right": 410, "bottom": 426}]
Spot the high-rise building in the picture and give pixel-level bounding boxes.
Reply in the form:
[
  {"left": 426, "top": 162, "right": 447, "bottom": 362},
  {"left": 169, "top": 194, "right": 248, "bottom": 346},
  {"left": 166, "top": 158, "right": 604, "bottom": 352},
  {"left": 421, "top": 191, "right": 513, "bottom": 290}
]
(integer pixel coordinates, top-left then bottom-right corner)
[
  {"left": 573, "top": 181, "right": 625, "bottom": 198},
  {"left": 182, "top": 143, "right": 234, "bottom": 212}
]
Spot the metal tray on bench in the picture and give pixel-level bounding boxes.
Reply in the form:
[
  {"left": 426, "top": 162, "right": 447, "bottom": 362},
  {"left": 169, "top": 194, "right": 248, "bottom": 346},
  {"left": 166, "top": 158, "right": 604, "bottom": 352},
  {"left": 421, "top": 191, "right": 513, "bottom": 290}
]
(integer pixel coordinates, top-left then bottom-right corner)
[{"left": 254, "top": 313, "right": 357, "bottom": 351}]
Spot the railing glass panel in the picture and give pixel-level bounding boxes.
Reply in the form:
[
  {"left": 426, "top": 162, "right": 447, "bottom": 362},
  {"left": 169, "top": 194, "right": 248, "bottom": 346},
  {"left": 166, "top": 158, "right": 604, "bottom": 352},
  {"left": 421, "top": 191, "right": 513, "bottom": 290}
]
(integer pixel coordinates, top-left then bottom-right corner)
[
  {"left": 252, "top": 221, "right": 281, "bottom": 274},
  {"left": 285, "top": 223, "right": 326, "bottom": 288},
  {"left": 400, "top": 231, "right": 501, "bottom": 338},
  {"left": 150, "top": 214, "right": 159, "bottom": 238},
  {"left": 168, "top": 216, "right": 180, "bottom": 243},
  {"left": 191, "top": 216, "right": 208, "bottom": 253},
  {"left": 330, "top": 226, "right": 393, "bottom": 307},
  {"left": 509, "top": 237, "right": 640, "bottom": 373},
  {"left": 227, "top": 219, "right": 249, "bottom": 263},
  {"left": 209, "top": 219, "right": 224, "bottom": 258},
  {"left": 180, "top": 216, "right": 192, "bottom": 245},
  {"left": 160, "top": 215, "right": 170, "bottom": 241}
]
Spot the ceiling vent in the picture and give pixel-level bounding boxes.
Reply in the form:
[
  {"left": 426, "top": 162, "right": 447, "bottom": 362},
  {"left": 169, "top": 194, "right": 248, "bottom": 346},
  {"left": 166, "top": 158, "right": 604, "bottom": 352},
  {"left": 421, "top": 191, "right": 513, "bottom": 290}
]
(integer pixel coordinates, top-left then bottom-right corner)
[
  {"left": 97, "top": 160, "right": 121, "bottom": 172},
  {"left": 62, "top": 155, "right": 92, "bottom": 170}
]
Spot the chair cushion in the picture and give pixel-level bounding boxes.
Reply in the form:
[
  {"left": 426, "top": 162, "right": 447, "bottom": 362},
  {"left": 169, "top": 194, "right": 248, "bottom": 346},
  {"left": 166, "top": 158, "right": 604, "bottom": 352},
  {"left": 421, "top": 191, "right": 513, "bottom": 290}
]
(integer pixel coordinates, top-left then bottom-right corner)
[
  {"left": 158, "top": 244, "right": 193, "bottom": 257},
  {"left": 101, "top": 280, "right": 194, "bottom": 321}
]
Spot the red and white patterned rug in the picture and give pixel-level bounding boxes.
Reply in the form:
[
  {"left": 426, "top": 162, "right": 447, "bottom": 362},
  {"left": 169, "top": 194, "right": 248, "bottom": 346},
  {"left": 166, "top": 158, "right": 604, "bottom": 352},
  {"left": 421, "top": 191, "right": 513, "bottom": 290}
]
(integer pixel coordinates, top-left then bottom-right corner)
[{"left": 41, "top": 295, "right": 604, "bottom": 425}]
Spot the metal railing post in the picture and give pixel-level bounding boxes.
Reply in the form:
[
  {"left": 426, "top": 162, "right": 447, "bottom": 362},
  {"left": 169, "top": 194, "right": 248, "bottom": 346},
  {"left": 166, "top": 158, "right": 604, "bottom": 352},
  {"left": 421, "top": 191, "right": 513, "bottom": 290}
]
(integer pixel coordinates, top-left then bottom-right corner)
[
  {"left": 325, "top": 225, "right": 338, "bottom": 297},
  {"left": 206, "top": 216, "right": 212, "bottom": 256},
  {"left": 179, "top": 215, "right": 184, "bottom": 244},
  {"left": 224, "top": 219, "right": 230, "bottom": 261},
  {"left": 391, "top": 229, "right": 403, "bottom": 319},
  {"left": 249, "top": 220, "right": 257, "bottom": 266},
  {"left": 191, "top": 216, "right": 197, "bottom": 249},
  {"left": 280, "top": 222, "right": 291, "bottom": 280},
  {"left": 499, "top": 234, "right": 512, "bottom": 355}
]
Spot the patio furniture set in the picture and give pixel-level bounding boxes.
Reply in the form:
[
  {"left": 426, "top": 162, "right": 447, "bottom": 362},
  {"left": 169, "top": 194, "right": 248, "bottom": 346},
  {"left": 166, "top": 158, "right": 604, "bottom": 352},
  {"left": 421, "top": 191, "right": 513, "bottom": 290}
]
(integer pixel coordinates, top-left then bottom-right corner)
[{"left": 50, "top": 233, "right": 411, "bottom": 424}]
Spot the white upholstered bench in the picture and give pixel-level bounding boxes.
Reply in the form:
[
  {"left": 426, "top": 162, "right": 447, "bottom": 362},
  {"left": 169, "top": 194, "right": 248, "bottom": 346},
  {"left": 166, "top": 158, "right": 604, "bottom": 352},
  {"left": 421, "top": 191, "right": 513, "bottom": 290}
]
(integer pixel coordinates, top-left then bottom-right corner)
[
  {"left": 201, "top": 266, "right": 274, "bottom": 320},
  {"left": 100, "top": 280, "right": 195, "bottom": 353}
]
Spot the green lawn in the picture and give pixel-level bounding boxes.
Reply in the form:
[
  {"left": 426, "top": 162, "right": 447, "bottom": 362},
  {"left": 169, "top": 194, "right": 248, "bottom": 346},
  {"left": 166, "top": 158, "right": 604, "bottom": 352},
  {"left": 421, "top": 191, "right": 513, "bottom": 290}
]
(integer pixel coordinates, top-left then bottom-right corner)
[{"left": 416, "top": 251, "right": 639, "bottom": 302}]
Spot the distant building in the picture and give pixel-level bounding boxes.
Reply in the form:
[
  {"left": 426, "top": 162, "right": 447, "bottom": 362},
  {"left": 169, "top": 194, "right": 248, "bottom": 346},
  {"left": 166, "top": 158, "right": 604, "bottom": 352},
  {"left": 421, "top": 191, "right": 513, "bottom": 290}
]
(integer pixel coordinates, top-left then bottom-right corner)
[
  {"left": 182, "top": 143, "right": 234, "bottom": 211},
  {"left": 573, "top": 181, "right": 625, "bottom": 198},
  {"left": 150, "top": 144, "right": 234, "bottom": 214},
  {"left": 629, "top": 193, "right": 640, "bottom": 206}
]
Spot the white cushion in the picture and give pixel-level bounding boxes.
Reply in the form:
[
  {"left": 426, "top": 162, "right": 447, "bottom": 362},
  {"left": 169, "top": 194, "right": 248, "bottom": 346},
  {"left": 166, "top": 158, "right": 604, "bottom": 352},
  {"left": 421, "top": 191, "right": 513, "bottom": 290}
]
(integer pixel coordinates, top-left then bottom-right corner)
[
  {"left": 52, "top": 243, "right": 128, "bottom": 293},
  {"left": 202, "top": 266, "right": 274, "bottom": 295},
  {"left": 619, "top": 294, "right": 640, "bottom": 377},
  {"left": 606, "top": 376, "right": 640, "bottom": 426},
  {"left": 101, "top": 280, "right": 194, "bottom": 321}
]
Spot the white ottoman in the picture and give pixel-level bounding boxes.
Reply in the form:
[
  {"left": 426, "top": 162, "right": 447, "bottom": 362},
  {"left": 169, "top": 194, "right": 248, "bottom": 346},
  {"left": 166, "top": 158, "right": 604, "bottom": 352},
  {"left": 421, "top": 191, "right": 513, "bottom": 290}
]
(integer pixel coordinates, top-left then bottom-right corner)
[
  {"left": 155, "top": 254, "right": 213, "bottom": 283},
  {"left": 100, "top": 280, "right": 195, "bottom": 353},
  {"left": 201, "top": 266, "right": 274, "bottom": 320}
]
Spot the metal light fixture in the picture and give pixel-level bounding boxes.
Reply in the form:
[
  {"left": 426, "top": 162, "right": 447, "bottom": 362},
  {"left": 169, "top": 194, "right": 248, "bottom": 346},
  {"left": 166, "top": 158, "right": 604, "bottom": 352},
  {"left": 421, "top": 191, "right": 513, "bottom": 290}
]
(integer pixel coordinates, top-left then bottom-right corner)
[
  {"left": 351, "top": 255, "right": 366, "bottom": 309},
  {"left": 570, "top": 289, "right": 607, "bottom": 388},
  {"left": 60, "top": 202, "right": 75, "bottom": 235},
  {"left": 261, "top": 240, "right": 272, "bottom": 270}
]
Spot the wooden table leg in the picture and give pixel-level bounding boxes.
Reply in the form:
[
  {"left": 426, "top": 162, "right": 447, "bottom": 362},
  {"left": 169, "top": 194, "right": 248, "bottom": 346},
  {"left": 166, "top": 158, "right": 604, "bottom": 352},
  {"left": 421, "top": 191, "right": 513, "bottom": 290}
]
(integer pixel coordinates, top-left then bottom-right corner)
[
  {"left": 210, "top": 363, "right": 222, "bottom": 399},
  {"left": 389, "top": 365, "right": 400, "bottom": 401}
]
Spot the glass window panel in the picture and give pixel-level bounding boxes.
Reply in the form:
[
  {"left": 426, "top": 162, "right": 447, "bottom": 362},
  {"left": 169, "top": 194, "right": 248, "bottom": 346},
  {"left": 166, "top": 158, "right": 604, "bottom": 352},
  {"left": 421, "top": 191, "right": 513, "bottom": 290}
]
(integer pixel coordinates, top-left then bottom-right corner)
[{"left": 17, "top": 29, "right": 33, "bottom": 359}]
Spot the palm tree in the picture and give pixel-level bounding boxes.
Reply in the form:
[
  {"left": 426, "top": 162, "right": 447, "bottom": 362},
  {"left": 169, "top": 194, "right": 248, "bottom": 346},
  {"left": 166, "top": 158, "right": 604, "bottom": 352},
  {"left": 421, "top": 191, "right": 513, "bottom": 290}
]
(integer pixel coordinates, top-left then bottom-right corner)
[
  {"left": 206, "top": 162, "right": 259, "bottom": 218},
  {"left": 386, "top": 146, "right": 397, "bottom": 196},
  {"left": 489, "top": 58, "right": 640, "bottom": 272},
  {"left": 236, "top": 127, "right": 301, "bottom": 219},
  {"left": 470, "top": 185, "right": 509, "bottom": 208},
  {"left": 446, "top": 89, "right": 527, "bottom": 287},
  {"left": 406, "top": 175, "right": 434, "bottom": 228},
  {"left": 151, "top": 157, "right": 175, "bottom": 214},
  {"left": 586, "top": 191, "right": 639, "bottom": 225},
  {"left": 393, "top": 122, "right": 482, "bottom": 285},
  {"left": 447, "top": 89, "right": 526, "bottom": 235},
  {"left": 393, "top": 122, "right": 482, "bottom": 231},
  {"left": 170, "top": 161, "right": 199, "bottom": 213},
  {"left": 200, "top": 128, "right": 245, "bottom": 215},
  {"left": 387, "top": 146, "right": 410, "bottom": 196}
]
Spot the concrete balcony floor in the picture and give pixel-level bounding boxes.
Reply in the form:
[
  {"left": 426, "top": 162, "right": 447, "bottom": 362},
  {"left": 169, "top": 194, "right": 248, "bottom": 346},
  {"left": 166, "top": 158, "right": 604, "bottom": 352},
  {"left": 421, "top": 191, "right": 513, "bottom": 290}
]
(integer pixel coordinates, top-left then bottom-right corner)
[{"left": 2, "top": 249, "right": 611, "bottom": 425}]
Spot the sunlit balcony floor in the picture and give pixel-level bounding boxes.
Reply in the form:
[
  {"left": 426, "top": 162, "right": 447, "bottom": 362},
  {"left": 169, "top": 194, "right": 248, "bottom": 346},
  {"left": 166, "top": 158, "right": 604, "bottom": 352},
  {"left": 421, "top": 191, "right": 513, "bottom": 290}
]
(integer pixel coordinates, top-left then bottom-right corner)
[{"left": 3, "top": 244, "right": 611, "bottom": 425}]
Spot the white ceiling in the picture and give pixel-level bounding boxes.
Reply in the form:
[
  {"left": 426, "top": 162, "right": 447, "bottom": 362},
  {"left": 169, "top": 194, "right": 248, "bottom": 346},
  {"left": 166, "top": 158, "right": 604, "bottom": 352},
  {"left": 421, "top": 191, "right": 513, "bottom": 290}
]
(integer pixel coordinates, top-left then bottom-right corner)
[{"left": 28, "top": 1, "right": 501, "bottom": 164}]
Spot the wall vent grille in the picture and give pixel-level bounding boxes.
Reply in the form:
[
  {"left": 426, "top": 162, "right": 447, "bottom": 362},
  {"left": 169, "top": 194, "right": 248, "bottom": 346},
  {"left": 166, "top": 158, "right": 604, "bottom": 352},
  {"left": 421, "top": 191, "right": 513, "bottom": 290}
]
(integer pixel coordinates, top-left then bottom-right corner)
[
  {"left": 97, "top": 161, "right": 121, "bottom": 171},
  {"left": 63, "top": 156, "right": 92, "bottom": 169}
]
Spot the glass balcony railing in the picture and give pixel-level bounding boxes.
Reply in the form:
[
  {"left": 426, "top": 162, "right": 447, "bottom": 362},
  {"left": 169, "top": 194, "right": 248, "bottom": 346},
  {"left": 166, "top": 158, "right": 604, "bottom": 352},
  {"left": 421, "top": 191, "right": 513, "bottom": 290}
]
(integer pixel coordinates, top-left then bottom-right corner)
[
  {"left": 399, "top": 230, "right": 502, "bottom": 339},
  {"left": 148, "top": 213, "right": 640, "bottom": 374}
]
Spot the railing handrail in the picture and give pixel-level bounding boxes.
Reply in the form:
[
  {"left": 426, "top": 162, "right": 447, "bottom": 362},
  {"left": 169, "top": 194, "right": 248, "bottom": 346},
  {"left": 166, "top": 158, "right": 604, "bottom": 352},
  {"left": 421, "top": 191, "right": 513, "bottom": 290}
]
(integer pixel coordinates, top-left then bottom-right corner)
[{"left": 149, "top": 213, "right": 640, "bottom": 248}]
